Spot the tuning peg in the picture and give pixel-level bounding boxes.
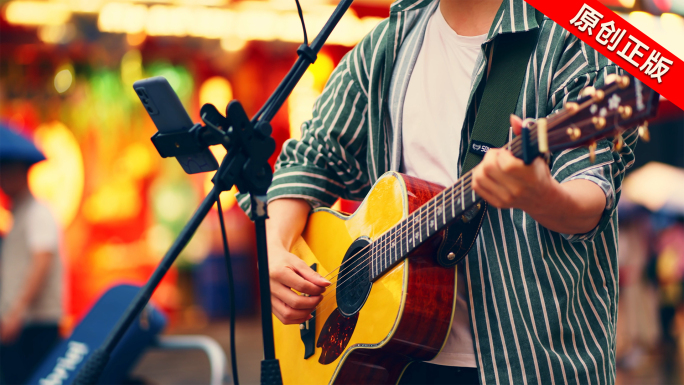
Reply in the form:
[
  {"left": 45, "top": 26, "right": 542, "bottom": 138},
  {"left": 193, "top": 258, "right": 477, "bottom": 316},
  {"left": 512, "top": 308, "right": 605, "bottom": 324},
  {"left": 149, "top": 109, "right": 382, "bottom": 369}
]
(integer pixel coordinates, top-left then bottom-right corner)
[
  {"left": 579, "top": 87, "right": 605, "bottom": 102},
  {"left": 613, "top": 135, "right": 624, "bottom": 152},
  {"left": 592, "top": 116, "right": 606, "bottom": 129},
  {"left": 618, "top": 105, "right": 632, "bottom": 119},
  {"left": 564, "top": 102, "right": 579, "bottom": 114},
  {"left": 580, "top": 86, "right": 596, "bottom": 97},
  {"left": 605, "top": 73, "right": 619, "bottom": 84},
  {"left": 589, "top": 142, "right": 597, "bottom": 163},
  {"left": 566, "top": 126, "right": 581, "bottom": 140},
  {"left": 638, "top": 121, "right": 650, "bottom": 142},
  {"left": 617, "top": 75, "right": 630, "bottom": 89},
  {"left": 592, "top": 90, "right": 605, "bottom": 102}
]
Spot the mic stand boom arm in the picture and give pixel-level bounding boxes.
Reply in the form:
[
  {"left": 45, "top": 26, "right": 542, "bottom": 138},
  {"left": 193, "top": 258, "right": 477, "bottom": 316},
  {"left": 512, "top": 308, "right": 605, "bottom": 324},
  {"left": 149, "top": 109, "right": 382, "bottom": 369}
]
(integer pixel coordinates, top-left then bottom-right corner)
[{"left": 73, "top": 0, "right": 355, "bottom": 384}]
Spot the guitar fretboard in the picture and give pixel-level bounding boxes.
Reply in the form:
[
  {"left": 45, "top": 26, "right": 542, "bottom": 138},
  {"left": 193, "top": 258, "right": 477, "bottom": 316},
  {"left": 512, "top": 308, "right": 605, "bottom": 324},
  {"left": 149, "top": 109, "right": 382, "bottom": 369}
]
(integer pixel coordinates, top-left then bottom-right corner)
[
  {"left": 368, "top": 177, "right": 481, "bottom": 281},
  {"left": 364, "top": 75, "right": 658, "bottom": 283},
  {"left": 367, "top": 131, "right": 532, "bottom": 281}
]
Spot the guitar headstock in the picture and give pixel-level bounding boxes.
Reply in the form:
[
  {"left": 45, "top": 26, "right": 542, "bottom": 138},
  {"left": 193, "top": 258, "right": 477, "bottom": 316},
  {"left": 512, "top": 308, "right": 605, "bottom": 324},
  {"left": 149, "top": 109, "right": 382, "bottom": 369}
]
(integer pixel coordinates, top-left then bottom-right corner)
[{"left": 527, "top": 74, "right": 660, "bottom": 161}]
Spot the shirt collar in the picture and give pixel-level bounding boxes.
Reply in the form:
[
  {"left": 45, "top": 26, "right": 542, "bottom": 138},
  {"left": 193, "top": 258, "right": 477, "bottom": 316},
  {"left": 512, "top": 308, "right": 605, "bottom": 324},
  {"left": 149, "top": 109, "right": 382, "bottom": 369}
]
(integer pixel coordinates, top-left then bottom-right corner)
[{"left": 484, "top": 0, "right": 543, "bottom": 42}]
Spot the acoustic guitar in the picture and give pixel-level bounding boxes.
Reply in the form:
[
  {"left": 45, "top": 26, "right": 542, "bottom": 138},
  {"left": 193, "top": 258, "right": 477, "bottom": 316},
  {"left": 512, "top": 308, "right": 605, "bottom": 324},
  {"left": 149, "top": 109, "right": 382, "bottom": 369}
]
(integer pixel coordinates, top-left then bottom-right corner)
[{"left": 275, "top": 74, "right": 659, "bottom": 384}]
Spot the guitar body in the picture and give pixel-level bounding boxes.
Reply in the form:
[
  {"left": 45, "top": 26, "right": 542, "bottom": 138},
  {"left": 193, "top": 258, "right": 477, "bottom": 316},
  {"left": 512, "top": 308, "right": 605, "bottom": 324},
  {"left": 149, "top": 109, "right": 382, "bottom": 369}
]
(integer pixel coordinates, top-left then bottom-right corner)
[
  {"left": 276, "top": 171, "right": 482, "bottom": 385},
  {"left": 273, "top": 74, "right": 658, "bottom": 385}
]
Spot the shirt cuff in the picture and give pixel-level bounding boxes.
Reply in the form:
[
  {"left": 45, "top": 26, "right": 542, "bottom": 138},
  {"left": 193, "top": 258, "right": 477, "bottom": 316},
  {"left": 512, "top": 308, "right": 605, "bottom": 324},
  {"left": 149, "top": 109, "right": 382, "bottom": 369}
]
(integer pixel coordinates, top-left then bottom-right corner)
[{"left": 560, "top": 166, "right": 616, "bottom": 242}]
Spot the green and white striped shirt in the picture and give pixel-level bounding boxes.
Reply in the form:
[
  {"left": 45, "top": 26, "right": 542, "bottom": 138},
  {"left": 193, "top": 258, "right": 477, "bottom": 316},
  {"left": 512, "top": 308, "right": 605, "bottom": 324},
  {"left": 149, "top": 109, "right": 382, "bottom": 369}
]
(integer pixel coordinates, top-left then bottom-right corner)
[{"left": 240, "top": 1, "right": 634, "bottom": 383}]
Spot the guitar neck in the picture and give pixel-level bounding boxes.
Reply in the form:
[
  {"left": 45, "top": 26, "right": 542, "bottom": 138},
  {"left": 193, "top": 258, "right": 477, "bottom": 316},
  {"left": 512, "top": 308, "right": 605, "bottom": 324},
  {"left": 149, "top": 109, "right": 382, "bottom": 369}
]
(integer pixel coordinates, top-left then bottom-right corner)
[
  {"left": 368, "top": 174, "right": 480, "bottom": 281},
  {"left": 368, "top": 75, "right": 659, "bottom": 282},
  {"left": 368, "top": 127, "right": 543, "bottom": 281}
]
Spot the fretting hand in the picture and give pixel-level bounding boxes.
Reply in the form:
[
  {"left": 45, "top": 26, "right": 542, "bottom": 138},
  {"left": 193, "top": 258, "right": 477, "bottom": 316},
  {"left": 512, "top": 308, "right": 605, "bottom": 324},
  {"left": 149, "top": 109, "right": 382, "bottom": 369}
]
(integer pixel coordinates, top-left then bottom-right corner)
[{"left": 472, "top": 114, "right": 607, "bottom": 236}]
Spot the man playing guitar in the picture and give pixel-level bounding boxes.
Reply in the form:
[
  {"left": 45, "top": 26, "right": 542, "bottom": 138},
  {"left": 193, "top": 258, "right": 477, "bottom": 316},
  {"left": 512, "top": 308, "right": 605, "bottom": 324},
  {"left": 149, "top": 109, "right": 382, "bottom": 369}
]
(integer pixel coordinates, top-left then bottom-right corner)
[{"left": 241, "top": 0, "right": 633, "bottom": 383}]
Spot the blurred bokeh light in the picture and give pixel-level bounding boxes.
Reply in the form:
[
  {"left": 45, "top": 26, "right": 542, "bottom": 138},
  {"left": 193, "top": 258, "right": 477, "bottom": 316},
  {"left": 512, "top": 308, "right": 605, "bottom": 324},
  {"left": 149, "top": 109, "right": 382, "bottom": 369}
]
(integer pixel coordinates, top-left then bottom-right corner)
[{"left": 29, "top": 121, "right": 84, "bottom": 226}]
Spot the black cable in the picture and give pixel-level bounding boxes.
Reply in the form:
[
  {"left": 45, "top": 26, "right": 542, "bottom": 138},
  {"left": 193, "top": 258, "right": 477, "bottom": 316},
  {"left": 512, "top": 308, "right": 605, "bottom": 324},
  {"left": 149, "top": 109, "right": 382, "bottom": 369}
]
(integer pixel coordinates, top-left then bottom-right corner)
[
  {"left": 253, "top": 3, "right": 308, "bottom": 122},
  {"left": 259, "top": 0, "right": 353, "bottom": 123},
  {"left": 73, "top": 0, "right": 356, "bottom": 383},
  {"left": 216, "top": 198, "right": 239, "bottom": 385},
  {"left": 253, "top": 0, "right": 309, "bottom": 123},
  {"left": 294, "top": 0, "right": 308, "bottom": 46}
]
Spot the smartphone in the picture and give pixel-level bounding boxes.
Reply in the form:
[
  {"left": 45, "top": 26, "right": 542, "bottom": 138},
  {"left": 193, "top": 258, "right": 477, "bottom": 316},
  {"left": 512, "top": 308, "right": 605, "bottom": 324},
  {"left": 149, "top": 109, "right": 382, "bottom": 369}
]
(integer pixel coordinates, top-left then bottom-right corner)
[{"left": 133, "top": 77, "right": 218, "bottom": 174}]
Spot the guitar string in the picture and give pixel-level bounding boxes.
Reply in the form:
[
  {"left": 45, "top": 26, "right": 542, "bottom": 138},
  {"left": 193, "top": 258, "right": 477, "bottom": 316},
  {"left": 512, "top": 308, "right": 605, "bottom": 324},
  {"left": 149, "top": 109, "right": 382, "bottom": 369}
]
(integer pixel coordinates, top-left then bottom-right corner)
[
  {"left": 309, "top": 111, "right": 627, "bottom": 316},
  {"left": 307, "top": 104, "right": 629, "bottom": 318},
  {"left": 303, "top": 84, "right": 633, "bottom": 321},
  {"left": 312, "top": 166, "right": 478, "bottom": 283},
  {"left": 311, "top": 130, "right": 533, "bottom": 285},
  {"left": 306, "top": 196, "right": 466, "bottom": 319},
  {"left": 310, "top": 163, "right": 512, "bottom": 315},
  {"left": 308, "top": 172, "right": 483, "bottom": 317},
  {"left": 308, "top": 130, "right": 619, "bottom": 319},
  {"left": 310, "top": 105, "right": 583, "bottom": 283},
  {"left": 310, "top": 115, "right": 601, "bottom": 310},
  {"left": 324, "top": 105, "right": 629, "bottom": 291},
  {"left": 310, "top": 179, "right": 485, "bottom": 318},
  {"left": 314, "top": 168, "right": 480, "bottom": 298},
  {"left": 310, "top": 99, "right": 596, "bottom": 284},
  {"left": 311, "top": 144, "right": 627, "bottom": 319},
  {"left": 307, "top": 116, "right": 589, "bottom": 311},
  {"left": 309, "top": 116, "right": 568, "bottom": 292},
  {"left": 312, "top": 167, "right": 500, "bottom": 315},
  {"left": 312, "top": 119, "right": 641, "bottom": 319}
]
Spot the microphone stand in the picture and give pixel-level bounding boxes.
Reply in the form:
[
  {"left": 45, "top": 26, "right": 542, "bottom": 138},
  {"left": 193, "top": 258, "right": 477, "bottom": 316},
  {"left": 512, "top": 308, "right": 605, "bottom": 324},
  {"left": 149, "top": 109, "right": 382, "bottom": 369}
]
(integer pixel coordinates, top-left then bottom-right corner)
[{"left": 73, "top": 0, "right": 355, "bottom": 383}]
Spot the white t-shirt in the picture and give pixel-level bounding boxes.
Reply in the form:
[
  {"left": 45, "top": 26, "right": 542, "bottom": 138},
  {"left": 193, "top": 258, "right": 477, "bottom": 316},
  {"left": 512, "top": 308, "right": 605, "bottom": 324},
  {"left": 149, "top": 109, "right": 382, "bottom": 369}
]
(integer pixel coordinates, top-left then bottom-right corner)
[
  {"left": 401, "top": 6, "right": 486, "bottom": 368},
  {"left": 0, "top": 194, "right": 63, "bottom": 323}
]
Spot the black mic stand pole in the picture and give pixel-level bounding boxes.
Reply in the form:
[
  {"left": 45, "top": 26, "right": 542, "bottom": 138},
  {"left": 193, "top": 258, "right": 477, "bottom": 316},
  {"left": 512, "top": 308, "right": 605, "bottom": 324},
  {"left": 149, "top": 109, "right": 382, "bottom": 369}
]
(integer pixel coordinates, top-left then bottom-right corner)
[{"left": 73, "top": 0, "right": 355, "bottom": 384}]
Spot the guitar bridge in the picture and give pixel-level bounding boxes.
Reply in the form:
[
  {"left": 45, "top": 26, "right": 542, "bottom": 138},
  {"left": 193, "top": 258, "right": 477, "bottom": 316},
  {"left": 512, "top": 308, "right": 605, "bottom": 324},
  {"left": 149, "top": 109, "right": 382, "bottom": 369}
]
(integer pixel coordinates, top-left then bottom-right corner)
[{"left": 300, "top": 263, "right": 317, "bottom": 359}]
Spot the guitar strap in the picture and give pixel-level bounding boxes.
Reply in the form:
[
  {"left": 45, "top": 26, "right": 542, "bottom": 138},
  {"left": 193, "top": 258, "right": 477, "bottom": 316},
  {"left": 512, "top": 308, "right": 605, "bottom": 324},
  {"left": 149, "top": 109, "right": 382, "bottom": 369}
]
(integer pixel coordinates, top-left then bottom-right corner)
[{"left": 460, "top": 10, "right": 545, "bottom": 174}]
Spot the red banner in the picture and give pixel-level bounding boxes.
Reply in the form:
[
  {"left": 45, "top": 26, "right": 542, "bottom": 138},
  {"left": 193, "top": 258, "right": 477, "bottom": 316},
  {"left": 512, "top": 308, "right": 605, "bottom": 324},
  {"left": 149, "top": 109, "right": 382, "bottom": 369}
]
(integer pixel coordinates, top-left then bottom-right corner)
[{"left": 525, "top": 0, "right": 684, "bottom": 111}]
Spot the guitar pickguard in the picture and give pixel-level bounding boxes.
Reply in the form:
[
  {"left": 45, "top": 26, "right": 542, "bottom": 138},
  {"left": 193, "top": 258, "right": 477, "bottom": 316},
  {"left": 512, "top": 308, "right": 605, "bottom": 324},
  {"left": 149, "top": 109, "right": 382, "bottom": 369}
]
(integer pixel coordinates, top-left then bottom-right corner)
[{"left": 317, "top": 308, "right": 359, "bottom": 365}]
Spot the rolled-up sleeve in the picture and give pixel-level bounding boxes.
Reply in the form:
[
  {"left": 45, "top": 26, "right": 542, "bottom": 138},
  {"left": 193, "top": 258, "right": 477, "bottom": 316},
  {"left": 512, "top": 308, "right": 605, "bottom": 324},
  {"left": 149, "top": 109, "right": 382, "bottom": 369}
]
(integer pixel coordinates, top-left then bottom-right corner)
[{"left": 546, "top": 59, "right": 637, "bottom": 242}]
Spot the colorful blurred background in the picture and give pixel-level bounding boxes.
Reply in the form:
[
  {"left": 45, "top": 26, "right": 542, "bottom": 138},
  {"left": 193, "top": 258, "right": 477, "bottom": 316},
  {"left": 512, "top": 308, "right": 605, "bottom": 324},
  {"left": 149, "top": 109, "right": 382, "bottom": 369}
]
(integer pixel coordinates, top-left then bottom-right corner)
[{"left": 1, "top": 0, "right": 683, "bottom": 383}]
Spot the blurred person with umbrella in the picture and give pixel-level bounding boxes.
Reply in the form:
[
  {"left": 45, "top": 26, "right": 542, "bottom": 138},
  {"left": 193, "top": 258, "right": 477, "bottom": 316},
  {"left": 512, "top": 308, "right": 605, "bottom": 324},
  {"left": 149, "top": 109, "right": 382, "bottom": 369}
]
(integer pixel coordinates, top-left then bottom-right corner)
[{"left": 0, "top": 125, "right": 63, "bottom": 384}]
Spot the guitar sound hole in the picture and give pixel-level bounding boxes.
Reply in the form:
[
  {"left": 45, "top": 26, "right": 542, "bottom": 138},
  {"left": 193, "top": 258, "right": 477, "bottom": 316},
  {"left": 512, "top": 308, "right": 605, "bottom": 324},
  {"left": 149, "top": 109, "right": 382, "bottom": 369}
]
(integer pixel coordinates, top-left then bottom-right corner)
[{"left": 337, "top": 237, "right": 373, "bottom": 317}]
